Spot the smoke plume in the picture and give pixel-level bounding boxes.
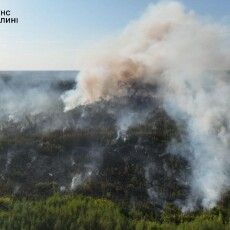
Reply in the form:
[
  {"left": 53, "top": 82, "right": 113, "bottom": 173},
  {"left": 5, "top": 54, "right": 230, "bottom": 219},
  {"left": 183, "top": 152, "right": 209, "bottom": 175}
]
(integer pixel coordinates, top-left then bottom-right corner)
[
  {"left": 0, "top": 71, "right": 76, "bottom": 132},
  {"left": 62, "top": 1, "right": 230, "bottom": 209}
]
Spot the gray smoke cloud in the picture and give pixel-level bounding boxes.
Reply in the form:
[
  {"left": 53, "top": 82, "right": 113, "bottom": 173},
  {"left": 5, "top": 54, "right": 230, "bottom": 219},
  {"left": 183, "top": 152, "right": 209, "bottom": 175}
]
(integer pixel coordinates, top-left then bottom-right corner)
[
  {"left": 0, "top": 71, "right": 76, "bottom": 132},
  {"left": 62, "top": 1, "right": 230, "bottom": 209}
]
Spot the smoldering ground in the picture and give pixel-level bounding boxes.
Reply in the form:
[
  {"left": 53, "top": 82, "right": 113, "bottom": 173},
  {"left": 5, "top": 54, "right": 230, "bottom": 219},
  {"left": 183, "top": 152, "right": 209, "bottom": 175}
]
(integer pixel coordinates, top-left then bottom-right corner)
[{"left": 0, "top": 70, "right": 188, "bottom": 209}]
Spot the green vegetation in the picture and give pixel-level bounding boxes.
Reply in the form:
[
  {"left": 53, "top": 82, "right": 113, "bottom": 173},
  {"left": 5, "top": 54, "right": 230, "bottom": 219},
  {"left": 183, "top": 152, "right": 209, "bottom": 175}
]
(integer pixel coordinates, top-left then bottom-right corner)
[{"left": 0, "top": 194, "right": 229, "bottom": 230}]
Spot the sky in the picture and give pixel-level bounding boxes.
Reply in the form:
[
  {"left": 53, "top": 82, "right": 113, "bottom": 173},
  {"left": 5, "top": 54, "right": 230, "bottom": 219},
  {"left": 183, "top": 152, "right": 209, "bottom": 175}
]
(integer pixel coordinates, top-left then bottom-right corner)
[{"left": 0, "top": 0, "right": 229, "bottom": 70}]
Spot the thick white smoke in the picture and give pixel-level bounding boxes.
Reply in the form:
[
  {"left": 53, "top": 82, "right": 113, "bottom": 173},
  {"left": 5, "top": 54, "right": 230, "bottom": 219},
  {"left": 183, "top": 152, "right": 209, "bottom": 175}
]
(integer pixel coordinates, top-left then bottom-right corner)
[{"left": 62, "top": 1, "right": 230, "bottom": 209}]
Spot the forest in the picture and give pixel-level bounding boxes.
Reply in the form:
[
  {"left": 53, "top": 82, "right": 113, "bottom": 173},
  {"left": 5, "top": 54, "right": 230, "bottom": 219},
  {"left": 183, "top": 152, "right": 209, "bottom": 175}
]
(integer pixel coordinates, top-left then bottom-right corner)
[
  {"left": 0, "top": 194, "right": 229, "bottom": 229},
  {"left": 0, "top": 0, "right": 229, "bottom": 228},
  {"left": 0, "top": 73, "right": 230, "bottom": 229}
]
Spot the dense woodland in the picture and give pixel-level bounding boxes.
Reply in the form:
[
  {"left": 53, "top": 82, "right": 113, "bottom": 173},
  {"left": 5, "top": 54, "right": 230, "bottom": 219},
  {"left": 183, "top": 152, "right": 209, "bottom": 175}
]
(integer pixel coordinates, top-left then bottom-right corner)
[{"left": 0, "top": 194, "right": 229, "bottom": 229}]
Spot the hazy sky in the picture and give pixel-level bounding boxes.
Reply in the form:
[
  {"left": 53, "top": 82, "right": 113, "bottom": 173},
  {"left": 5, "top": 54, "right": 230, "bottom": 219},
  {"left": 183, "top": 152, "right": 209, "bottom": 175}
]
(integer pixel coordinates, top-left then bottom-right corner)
[{"left": 0, "top": 0, "right": 229, "bottom": 70}]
